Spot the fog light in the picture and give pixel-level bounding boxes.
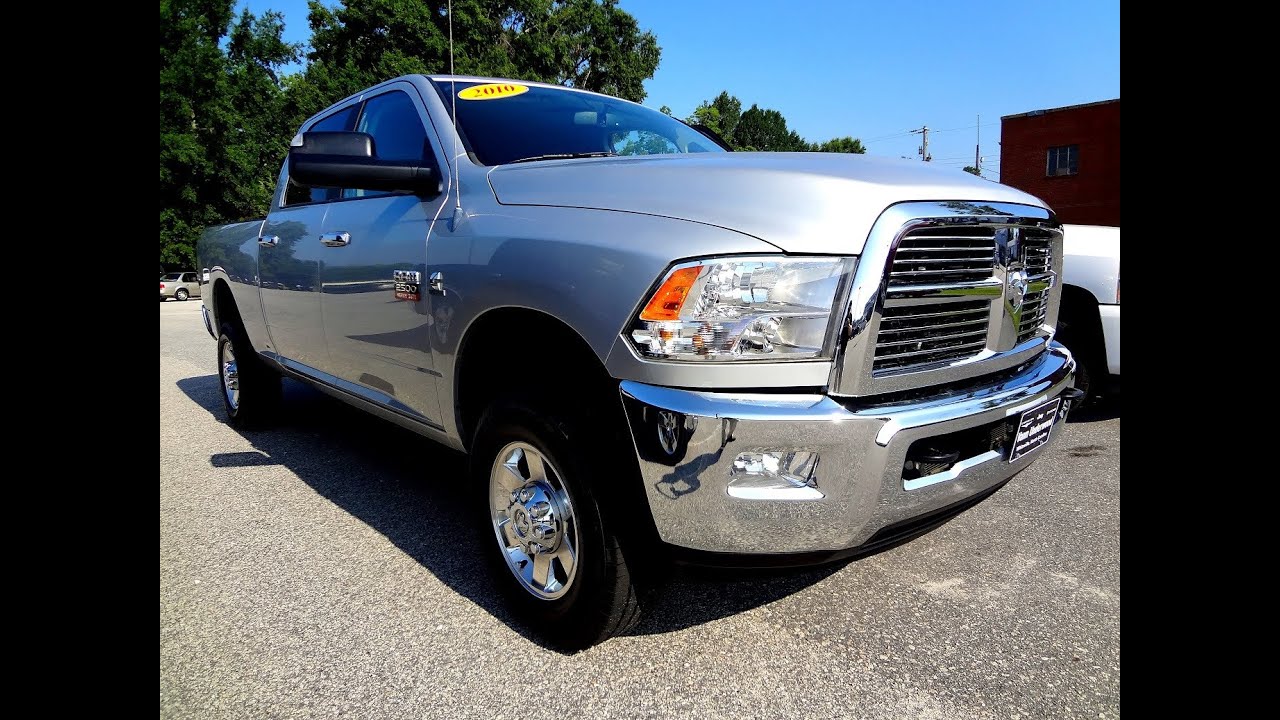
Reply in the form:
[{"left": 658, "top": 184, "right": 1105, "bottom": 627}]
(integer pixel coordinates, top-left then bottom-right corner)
[{"left": 727, "top": 450, "right": 823, "bottom": 500}]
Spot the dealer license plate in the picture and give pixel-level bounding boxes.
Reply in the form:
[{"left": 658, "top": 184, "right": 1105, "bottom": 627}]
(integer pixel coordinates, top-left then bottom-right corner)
[{"left": 1009, "top": 397, "right": 1061, "bottom": 462}]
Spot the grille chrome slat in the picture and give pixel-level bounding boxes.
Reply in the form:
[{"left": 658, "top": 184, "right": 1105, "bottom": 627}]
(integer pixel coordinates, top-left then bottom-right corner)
[
  {"left": 892, "top": 256, "right": 995, "bottom": 265},
  {"left": 889, "top": 268, "right": 992, "bottom": 278},
  {"left": 875, "top": 329, "right": 987, "bottom": 348},
  {"left": 879, "top": 306, "right": 989, "bottom": 323},
  {"left": 874, "top": 340, "right": 987, "bottom": 363},
  {"left": 880, "top": 317, "right": 988, "bottom": 334}
]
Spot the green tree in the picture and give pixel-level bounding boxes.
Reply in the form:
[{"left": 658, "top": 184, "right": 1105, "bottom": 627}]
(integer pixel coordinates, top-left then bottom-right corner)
[
  {"left": 686, "top": 90, "right": 741, "bottom": 145},
  {"left": 732, "top": 104, "right": 808, "bottom": 151},
  {"left": 292, "top": 0, "right": 662, "bottom": 126},
  {"left": 160, "top": 0, "right": 300, "bottom": 268},
  {"left": 810, "top": 136, "right": 866, "bottom": 154},
  {"left": 962, "top": 165, "right": 981, "bottom": 175},
  {"left": 658, "top": 104, "right": 673, "bottom": 116}
]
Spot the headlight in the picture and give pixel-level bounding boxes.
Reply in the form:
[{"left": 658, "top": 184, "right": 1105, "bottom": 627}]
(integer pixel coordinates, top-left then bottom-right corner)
[{"left": 629, "top": 256, "right": 855, "bottom": 361}]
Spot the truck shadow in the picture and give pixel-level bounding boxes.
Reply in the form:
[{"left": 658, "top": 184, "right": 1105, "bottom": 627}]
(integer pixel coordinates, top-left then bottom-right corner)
[
  {"left": 177, "top": 374, "right": 907, "bottom": 648},
  {"left": 1066, "top": 395, "right": 1120, "bottom": 423}
]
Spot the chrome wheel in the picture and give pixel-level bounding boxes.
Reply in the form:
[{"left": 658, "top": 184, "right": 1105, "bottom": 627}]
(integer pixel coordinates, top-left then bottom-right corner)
[
  {"left": 220, "top": 342, "right": 239, "bottom": 412},
  {"left": 489, "top": 442, "right": 578, "bottom": 600}
]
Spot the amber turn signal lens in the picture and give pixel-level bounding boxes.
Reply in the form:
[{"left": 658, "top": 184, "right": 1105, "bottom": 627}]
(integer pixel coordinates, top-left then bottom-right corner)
[{"left": 639, "top": 266, "right": 702, "bottom": 321}]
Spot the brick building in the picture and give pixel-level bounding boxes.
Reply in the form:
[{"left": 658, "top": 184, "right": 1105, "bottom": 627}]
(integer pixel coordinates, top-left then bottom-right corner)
[{"left": 999, "top": 99, "right": 1119, "bottom": 226}]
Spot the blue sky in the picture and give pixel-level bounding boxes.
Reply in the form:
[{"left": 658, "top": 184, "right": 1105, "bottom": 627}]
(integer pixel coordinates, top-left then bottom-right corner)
[{"left": 242, "top": 0, "right": 1119, "bottom": 180}]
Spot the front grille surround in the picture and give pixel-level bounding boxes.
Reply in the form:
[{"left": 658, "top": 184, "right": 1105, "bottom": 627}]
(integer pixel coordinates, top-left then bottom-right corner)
[{"left": 828, "top": 201, "right": 1062, "bottom": 398}]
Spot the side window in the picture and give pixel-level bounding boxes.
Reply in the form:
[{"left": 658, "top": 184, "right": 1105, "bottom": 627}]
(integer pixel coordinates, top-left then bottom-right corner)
[
  {"left": 182, "top": 273, "right": 196, "bottom": 283},
  {"left": 344, "top": 91, "right": 429, "bottom": 199},
  {"left": 283, "top": 105, "right": 359, "bottom": 206}
]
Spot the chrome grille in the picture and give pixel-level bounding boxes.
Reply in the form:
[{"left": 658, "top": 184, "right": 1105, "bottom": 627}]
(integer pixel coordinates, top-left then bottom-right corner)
[
  {"left": 874, "top": 300, "right": 990, "bottom": 373},
  {"left": 887, "top": 229, "right": 997, "bottom": 287},
  {"left": 875, "top": 227, "right": 999, "bottom": 373},
  {"left": 1016, "top": 230, "right": 1054, "bottom": 343},
  {"left": 829, "top": 201, "right": 1062, "bottom": 398}
]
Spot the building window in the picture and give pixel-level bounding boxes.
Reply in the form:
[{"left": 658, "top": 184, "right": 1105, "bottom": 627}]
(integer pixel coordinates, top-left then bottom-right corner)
[{"left": 1046, "top": 145, "right": 1079, "bottom": 176}]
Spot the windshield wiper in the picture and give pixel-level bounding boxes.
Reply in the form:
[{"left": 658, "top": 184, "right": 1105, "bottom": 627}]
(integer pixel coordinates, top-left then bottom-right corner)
[{"left": 506, "top": 151, "right": 617, "bottom": 164}]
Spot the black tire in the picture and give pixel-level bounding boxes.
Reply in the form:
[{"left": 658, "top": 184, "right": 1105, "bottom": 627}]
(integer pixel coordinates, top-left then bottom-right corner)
[
  {"left": 473, "top": 401, "right": 648, "bottom": 651},
  {"left": 1056, "top": 291, "right": 1106, "bottom": 415},
  {"left": 175, "top": 288, "right": 190, "bottom": 301},
  {"left": 217, "top": 320, "right": 280, "bottom": 428}
]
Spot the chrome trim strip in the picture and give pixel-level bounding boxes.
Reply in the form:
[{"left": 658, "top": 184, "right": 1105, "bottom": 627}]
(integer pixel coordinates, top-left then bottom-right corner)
[
  {"left": 829, "top": 201, "right": 1061, "bottom": 397},
  {"left": 884, "top": 278, "right": 1003, "bottom": 300},
  {"left": 903, "top": 451, "right": 1001, "bottom": 491}
]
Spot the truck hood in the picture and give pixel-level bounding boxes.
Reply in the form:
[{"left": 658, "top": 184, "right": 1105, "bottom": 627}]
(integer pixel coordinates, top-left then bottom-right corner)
[{"left": 485, "top": 152, "right": 1049, "bottom": 254}]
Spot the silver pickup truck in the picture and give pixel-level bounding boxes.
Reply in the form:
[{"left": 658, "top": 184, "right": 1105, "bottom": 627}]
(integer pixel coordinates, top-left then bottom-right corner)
[{"left": 199, "top": 74, "right": 1077, "bottom": 650}]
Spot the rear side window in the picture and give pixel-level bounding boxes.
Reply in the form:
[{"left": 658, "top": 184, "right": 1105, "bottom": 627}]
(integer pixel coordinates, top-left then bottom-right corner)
[{"left": 284, "top": 104, "right": 360, "bottom": 206}]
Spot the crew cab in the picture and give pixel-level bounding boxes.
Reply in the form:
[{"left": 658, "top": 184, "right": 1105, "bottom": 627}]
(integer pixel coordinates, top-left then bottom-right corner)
[{"left": 198, "top": 75, "right": 1078, "bottom": 649}]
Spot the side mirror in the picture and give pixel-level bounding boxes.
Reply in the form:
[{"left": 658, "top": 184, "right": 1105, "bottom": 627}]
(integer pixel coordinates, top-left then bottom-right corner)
[{"left": 288, "top": 131, "right": 442, "bottom": 196}]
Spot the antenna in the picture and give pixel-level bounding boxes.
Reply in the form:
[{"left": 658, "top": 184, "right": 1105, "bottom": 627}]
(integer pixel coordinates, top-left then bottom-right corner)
[{"left": 448, "top": 0, "right": 461, "bottom": 213}]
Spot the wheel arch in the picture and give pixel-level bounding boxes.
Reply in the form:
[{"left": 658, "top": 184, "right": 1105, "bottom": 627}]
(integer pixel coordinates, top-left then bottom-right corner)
[
  {"left": 210, "top": 278, "right": 240, "bottom": 335},
  {"left": 454, "top": 306, "right": 619, "bottom": 454}
]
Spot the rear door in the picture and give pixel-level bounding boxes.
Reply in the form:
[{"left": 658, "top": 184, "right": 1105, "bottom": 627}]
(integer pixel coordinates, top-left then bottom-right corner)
[
  {"left": 317, "top": 83, "right": 451, "bottom": 425},
  {"left": 257, "top": 103, "right": 359, "bottom": 370}
]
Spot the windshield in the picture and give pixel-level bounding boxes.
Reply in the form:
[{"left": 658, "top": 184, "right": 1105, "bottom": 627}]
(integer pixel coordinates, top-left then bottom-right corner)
[
  {"left": 162, "top": 273, "right": 183, "bottom": 281},
  {"left": 433, "top": 80, "right": 726, "bottom": 166}
]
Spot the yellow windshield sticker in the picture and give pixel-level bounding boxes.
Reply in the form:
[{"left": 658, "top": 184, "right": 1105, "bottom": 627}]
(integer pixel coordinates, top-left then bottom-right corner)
[{"left": 458, "top": 83, "right": 529, "bottom": 101}]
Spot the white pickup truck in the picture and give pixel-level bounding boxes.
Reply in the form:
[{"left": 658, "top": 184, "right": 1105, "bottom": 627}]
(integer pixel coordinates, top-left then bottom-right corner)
[{"left": 1057, "top": 224, "right": 1120, "bottom": 404}]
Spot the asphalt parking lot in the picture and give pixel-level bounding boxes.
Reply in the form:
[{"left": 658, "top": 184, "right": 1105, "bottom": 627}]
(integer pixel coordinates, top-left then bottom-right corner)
[{"left": 160, "top": 299, "right": 1119, "bottom": 719}]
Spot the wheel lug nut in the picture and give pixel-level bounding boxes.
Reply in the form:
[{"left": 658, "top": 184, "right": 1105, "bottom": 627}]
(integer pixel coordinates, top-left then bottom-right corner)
[
  {"left": 530, "top": 501, "right": 551, "bottom": 519},
  {"left": 533, "top": 523, "right": 555, "bottom": 541},
  {"left": 517, "top": 488, "right": 534, "bottom": 503},
  {"left": 529, "top": 542, "right": 545, "bottom": 554}
]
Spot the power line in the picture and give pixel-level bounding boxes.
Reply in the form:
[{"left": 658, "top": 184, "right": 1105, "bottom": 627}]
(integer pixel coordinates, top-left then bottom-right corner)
[
  {"left": 930, "top": 121, "right": 1001, "bottom": 134},
  {"left": 862, "top": 130, "right": 919, "bottom": 143}
]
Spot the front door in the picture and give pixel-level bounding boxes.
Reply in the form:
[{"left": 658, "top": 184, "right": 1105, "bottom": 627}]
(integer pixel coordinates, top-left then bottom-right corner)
[{"left": 318, "top": 84, "right": 450, "bottom": 425}]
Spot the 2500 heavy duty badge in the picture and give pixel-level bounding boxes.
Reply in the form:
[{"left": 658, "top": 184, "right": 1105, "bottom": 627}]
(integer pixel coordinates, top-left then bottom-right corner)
[{"left": 393, "top": 270, "right": 421, "bottom": 301}]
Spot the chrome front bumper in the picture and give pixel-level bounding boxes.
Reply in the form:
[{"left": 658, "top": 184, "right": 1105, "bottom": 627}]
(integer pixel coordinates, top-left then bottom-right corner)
[{"left": 619, "top": 344, "right": 1075, "bottom": 555}]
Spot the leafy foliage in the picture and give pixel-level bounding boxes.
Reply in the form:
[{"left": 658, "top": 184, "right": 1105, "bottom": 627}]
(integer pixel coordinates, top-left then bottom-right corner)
[
  {"left": 809, "top": 136, "right": 866, "bottom": 154},
  {"left": 290, "top": 0, "right": 660, "bottom": 127},
  {"left": 160, "top": 0, "right": 299, "bottom": 268},
  {"left": 962, "top": 165, "right": 981, "bottom": 176},
  {"left": 681, "top": 92, "right": 865, "bottom": 154}
]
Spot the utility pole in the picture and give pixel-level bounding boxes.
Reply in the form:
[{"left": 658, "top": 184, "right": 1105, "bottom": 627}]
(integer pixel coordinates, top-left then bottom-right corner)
[
  {"left": 975, "top": 114, "right": 981, "bottom": 174},
  {"left": 911, "top": 126, "right": 931, "bottom": 161}
]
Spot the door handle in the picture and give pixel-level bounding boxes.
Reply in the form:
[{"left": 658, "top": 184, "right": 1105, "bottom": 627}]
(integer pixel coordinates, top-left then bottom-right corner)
[
  {"left": 258, "top": 235, "right": 279, "bottom": 247},
  {"left": 321, "top": 232, "right": 351, "bottom": 247}
]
